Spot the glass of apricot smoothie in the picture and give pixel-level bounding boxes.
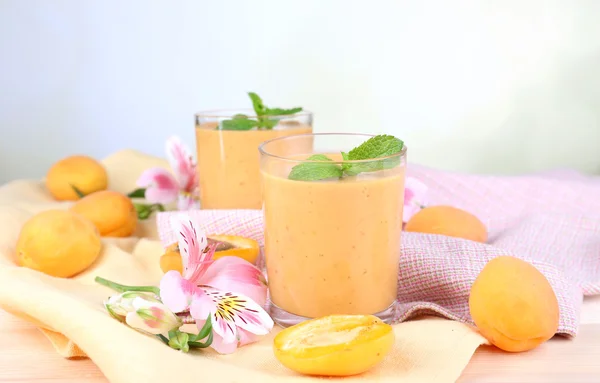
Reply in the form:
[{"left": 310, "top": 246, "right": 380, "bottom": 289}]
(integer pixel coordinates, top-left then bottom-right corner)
[
  {"left": 195, "top": 92, "right": 313, "bottom": 209},
  {"left": 259, "top": 133, "right": 407, "bottom": 326}
]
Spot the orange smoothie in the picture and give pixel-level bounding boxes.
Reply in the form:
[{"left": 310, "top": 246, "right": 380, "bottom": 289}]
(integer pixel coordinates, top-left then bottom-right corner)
[
  {"left": 195, "top": 122, "right": 312, "bottom": 209},
  {"left": 262, "top": 154, "right": 405, "bottom": 319}
]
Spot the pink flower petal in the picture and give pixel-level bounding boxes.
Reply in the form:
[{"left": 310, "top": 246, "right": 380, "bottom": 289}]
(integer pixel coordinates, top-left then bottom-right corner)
[
  {"left": 189, "top": 291, "right": 214, "bottom": 321},
  {"left": 137, "top": 167, "right": 179, "bottom": 204},
  {"left": 201, "top": 257, "right": 268, "bottom": 307},
  {"left": 177, "top": 193, "right": 200, "bottom": 211},
  {"left": 237, "top": 328, "right": 260, "bottom": 347},
  {"left": 169, "top": 213, "right": 211, "bottom": 283},
  {"left": 159, "top": 271, "right": 200, "bottom": 313},
  {"left": 209, "top": 332, "right": 239, "bottom": 355},
  {"left": 403, "top": 177, "right": 428, "bottom": 223},
  {"left": 404, "top": 177, "right": 428, "bottom": 205},
  {"left": 212, "top": 312, "right": 238, "bottom": 344},
  {"left": 194, "top": 288, "right": 272, "bottom": 345},
  {"left": 166, "top": 136, "right": 198, "bottom": 194}
]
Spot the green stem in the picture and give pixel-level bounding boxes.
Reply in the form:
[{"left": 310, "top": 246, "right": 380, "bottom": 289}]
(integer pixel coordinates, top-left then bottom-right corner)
[
  {"left": 157, "top": 334, "right": 169, "bottom": 345},
  {"left": 188, "top": 331, "right": 213, "bottom": 349},
  {"left": 95, "top": 276, "right": 160, "bottom": 295}
]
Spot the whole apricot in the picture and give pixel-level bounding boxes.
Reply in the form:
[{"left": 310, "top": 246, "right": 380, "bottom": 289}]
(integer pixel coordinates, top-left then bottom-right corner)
[
  {"left": 16, "top": 210, "right": 102, "bottom": 278},
  {"left": 469, "top": 256, "right": 560, "bottom": 352},
  {"left": 405, "top": 205, "right": 487, "bottom": 243},
  {"left": 71, "top": 190, "right": 137, "bottom": 237},
  {"left": 46, "top": 155, "right": 108, "bottom": 201},
  {"left": 273, "top": 315, "right": 394, "bottom": 377}
]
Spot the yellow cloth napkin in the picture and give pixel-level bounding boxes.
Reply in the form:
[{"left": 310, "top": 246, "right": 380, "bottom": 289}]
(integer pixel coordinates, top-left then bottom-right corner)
[{"left": 0, "top": 150, "right": 488, "bottom": 383}]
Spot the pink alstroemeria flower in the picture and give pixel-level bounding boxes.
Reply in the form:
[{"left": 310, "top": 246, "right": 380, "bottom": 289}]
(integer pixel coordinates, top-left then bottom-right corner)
[
  {"left": 159, "top": 213, "right": 273, "bottom": 354},
  {"left": 403, "top": 177, "right": 428, "bottom": 223},
  {"left": 137, "top": 136, "right": 200, "bottom": 210}
]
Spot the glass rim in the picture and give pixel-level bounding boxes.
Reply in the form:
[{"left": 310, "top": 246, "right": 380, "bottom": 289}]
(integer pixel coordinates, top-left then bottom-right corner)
[
  {"left": 195, "top": 108, "right": 313, "bottom": 119},
  {"left": 258, "top": 132, "right": 407, "bottom": 164}
]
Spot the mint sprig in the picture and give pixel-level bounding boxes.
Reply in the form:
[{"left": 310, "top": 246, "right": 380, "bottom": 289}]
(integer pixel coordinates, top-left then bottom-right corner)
[
  {"left": 288, "top": 154, "right": 343, "bottom": 181},
  {"left": 287, "top": 135, "right": 404, "bottom": 181},
  {"left": 342, "top": 134, "right": 404, "bottom": 175},
  {"left": 218, "top": 92, "right": 303, "bottom": 131},
  {"left": 221, "top": 114, "right": 259, "bottom": 131}
]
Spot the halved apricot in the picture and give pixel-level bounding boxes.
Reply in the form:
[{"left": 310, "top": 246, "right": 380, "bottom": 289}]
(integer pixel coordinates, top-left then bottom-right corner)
[
  {"left": 159, "top": 234, "right": 260, "bottom": 274},
  {"left": 273, "top": 315, "right": 394, "bottom": 377},
  {"left": 208, "top": 234, "right": 260, "bottom": 264},
  {"left": 159, "top": 243, "right": 183, "bottom": 274}
]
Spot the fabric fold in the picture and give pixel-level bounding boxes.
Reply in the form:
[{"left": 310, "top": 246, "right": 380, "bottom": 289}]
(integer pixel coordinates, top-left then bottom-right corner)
[{"left": 0, "top": 149, "right": 599, "bottom": 383}]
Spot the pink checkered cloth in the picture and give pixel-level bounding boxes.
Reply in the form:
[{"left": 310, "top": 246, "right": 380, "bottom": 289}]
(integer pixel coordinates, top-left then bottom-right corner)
[{"left": 157, "top": 164, "right": 600, "bottom": 338}]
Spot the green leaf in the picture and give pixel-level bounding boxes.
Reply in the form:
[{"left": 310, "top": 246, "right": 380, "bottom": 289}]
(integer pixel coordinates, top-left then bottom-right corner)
[
  {"left": 342, "top": 135, "right": 404, "bottom": 175},
  {"left": 248, "top": 92, "right": 267, "bottom": 116},
  {"left": 188, "top": 331, "right": 213, "bottom": 349},
  {"left": 134, "top": 203, "right": 165, "bottom": 220},
  {"left": 168, "top": 331, "right": 190, "bottom": 353},
  {"left": 127, "top": 188, "right": 146, "bottom": 199},
  {"left": 288, "top": 154, "right": 343, "bottom": 181},
  {"left": 340, "top": 152, "right": 357, "bottom": 175},
  {"left": 256, "top": 116, "right": 278, "bottom": 130},
  {"left": 264, "top": 107, "right": 303, "bottom": 116},
  {"left": 189, "top": 315, "right": 212, "bottom": 342},
  {"left": 71, "top": 185, "right": 86, "bottom": 198},
  {"left": 218, "top": 114, "right": 259, "bottom": 131},
  {"left": 244, "top": 92, "right": 303, "bottom": 129}
]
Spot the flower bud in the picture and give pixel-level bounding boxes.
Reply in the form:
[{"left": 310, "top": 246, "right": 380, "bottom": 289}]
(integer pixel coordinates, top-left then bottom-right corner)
[
  {"left": 104, "top": 291, "right": 161, "bottom": 322},
  {"left": 125, "top": 297, "right": 183, "bottom": 335}
]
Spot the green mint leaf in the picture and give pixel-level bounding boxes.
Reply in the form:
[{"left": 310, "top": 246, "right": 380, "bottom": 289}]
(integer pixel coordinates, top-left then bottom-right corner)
[
  {"left": 288, "top": 154, "right": 343, "bottom": 181},
  {"left": 340, "top": 152, "right": 358, "bottom": 176},
  {"left": 70, "top": 185, "right": 86, "bottom": 198},
  {"left": 343, "top": 135, "right": 404, "bottom": 175},
  {"left": 248, "top": 92, "right": 267, "bottom": 116},
  {"left": 246, "top": 92, "right": 303, "bottom": 129},
  {"left": 347, "top": 134, "right": 404, "bottom": 160},
  {"left": 218, "top": 114, "right": 259, "bottom": 131},
  {"left": 256, "top": 116, "right": 278, "bottom": 129},
  {"left": 264, "top": 107, "right": 303, "bottom": 116},
  {"left": 127, "top": 188, "right": 146, "bottom": 199}
]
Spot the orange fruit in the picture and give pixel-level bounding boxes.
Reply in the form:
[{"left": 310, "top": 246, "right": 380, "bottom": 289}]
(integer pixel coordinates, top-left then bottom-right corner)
[
  {"left": 405, "top": 205, "right": 487, "bottom": 243},
  {"left": 158, "top": 235, "right": 260, "bottom": 274},
  {"left": 159, "top": 242, "right": 183, "bottom": 274},
  {"left": 208, "top": 234, "right": 260, "bottom": 263},
  {"left": 469, "top": 256, "right": 560, "bottom": 352},
  {"left": 71, "top": 190, "right": 137, "bottom": 237},
  {"left": 16, "top": 209, "right": 102, "bottom": 278},
  {"left": 273, "top": 315, "right": 394, "bottom": 377},
  {"left": 46, "top": 155, "right": 108, "bottom": 201}
]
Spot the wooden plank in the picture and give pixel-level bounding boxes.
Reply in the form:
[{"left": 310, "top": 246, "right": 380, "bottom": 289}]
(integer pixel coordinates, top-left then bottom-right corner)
[{"left": 1, "top": 309, "right": 598, "bottom": 382}]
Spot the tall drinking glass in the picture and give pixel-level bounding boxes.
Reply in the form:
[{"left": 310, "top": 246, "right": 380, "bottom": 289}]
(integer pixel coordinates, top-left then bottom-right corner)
[
  {"left": 259, "top": 133, "right": 407, "bottom": 327},
  {"left": 195, "top": 110, "right": 313, "bottom": 209}
]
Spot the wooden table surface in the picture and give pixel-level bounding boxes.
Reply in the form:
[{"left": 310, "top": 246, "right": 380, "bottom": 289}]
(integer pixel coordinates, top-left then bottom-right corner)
[{"left": 1, "top": 309, "right": 599, "bottom": 383}]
